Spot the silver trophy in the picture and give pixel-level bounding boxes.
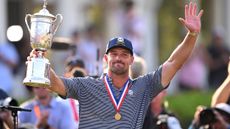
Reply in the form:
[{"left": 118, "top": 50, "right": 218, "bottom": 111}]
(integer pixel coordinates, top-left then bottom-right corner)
[{"left": 23, "top": 0, "right": 63, "bottom": 87}]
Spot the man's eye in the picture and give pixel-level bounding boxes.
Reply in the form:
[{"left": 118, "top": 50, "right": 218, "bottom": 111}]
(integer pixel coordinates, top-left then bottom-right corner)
[
  {"left": 122, "top": 53, "right": 129, "bottom": 57},
  {"left": 110, "top": 53, "right": 117, "bottom": 56}
]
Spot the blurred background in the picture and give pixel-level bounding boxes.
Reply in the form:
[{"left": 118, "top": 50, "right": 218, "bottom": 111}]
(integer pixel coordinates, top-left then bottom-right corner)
[{"left": 1, "top": 0, "right": 230, "bottom": 128}]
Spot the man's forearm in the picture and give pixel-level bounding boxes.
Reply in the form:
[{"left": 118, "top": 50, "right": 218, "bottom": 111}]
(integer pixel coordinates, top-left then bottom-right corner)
[
  {"left": 48, "top": 68, "right": 67, "bottom": 97},
  {"left": 167, "top": 32, "right": 198, "bottom": 69},
  {"left": 161, "top": 32, "right": 199, "bottom": 87},
  {"left": 4, "top": 117, "right": 14, "bottom": 129},
  {"left": 211, "top": 75, "right": 230, "bottom": 106}
]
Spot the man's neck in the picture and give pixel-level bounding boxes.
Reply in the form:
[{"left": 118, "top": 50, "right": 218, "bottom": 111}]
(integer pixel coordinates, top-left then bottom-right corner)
[{"left": 107, "top": 72, "right": 130, "bottom": 89}]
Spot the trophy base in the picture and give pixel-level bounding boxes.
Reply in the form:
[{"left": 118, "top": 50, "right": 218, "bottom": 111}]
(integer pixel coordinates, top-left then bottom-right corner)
[
  {"left": 23, "top": 57, "right": 50, "bottom": 87},
  {"left": 23, "top": 77, "right": 50, "bottom": 87}
]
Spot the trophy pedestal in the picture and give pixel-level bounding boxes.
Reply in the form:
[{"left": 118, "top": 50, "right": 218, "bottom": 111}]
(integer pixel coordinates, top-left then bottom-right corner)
[
  {"left": 23, "top": 76, "right": 50, "bottom": 87},
  {"left": 23, "top": 57, "right": 50, "bottom": 87}
]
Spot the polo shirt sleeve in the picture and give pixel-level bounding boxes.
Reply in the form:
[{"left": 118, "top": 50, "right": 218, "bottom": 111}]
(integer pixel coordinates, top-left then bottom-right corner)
[
  {"left": 141, "top": 65, "right": 167, "bottom": 100},
  {"left": 60, "top": 77, "right": 82, "bottom": 100}
]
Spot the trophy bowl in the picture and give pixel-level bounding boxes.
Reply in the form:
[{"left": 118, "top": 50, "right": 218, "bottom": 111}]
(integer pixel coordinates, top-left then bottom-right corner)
[{"left": 23, "top": 1, "right": 63, "bottom": 87}]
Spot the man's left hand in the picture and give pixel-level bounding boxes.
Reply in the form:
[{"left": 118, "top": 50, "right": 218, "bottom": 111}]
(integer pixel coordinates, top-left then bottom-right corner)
[{"left": 179, "top": 2, "right": 203, "bottom": 33}]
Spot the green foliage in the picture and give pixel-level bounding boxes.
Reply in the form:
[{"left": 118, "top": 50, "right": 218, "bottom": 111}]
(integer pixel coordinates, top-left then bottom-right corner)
[
  {"left": 158, "top": 0, "right": 212, "bottom": 63},
  {"left": 158, "top": 0, "right": 183, "bottom": 63}
]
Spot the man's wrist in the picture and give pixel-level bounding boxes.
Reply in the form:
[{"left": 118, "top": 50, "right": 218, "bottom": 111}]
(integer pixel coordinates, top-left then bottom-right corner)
[{"left": 188, "top": 31, "right": 199, "bottom": 37}]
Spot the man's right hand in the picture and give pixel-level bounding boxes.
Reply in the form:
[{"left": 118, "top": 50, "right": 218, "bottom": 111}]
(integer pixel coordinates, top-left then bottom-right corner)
[
  {"left": 26, "top": 49, "right": 67, "bottom": 97},
  {"left": 26, "top": 49, "right": 46, "bottom": 62},
  {"left": 0, "top": 110, "right": 14, "bottom": 129},
  {"left": 36, "top": 110, "right": 50, "bottom": 129}
]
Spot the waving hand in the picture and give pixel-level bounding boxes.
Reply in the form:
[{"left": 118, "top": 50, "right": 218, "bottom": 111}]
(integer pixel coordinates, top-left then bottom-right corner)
[{"left": 179, "top": 2, "right": 203, "bottom": 33}]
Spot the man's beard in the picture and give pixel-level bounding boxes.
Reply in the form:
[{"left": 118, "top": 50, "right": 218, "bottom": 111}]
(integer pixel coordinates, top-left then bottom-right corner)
[
  {"left": 111, "top": 67, "right": 127, "bottom": 75},
  {"left": 37, "top": 95, "right": 48, "bottom": 100},
  {"left": 111, "top": 63, "right": 127, "bottom": 75}
]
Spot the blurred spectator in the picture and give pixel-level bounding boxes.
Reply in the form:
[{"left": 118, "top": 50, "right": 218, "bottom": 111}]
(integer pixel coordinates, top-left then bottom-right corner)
[
  {"left": 120, "top": 0, "right": 146, "bottom": 56},
  {"left": 70, "top": 30, "right": 82, "bottom": 56},
  {"left": 0, "top": 88, "right": 15, "bottom": 129},
  {"left": 71, "top": 67, "right": 87, "bottom": 78},
  {"left": 18, "top": 123, "right": 37, "bottom": 129},
  {"left": 58, "top": 57, "right": 87, "bottom": 129},
  {"left": 0, "top": 88, "right": 8, "bottom": 100},
  {"left": 130, "top": 55, "right": 147, "bottom": 79},
  {"left": 64, "top": 56, "right": 86, "bottom": 77},
  {"left": 178, "top": 44, "right": 208, "bottom": 91},
  {"left": 189, "top": 61, "right": 230, "bottom": 129},
  {"left": 74, "top": 25, "right": 102, "bottom": 76},
  {"left": 143, "top": 90, "right": 182, "bottom": 129},
  {"left": 0, "top": 42, "right": 19, "bottom": 94},
  {"left": 18, "top": 87, "right": 76, "bottom": 129},
  {"left": 211, "top": 59, "right": 230, "bottom": 106},
  {"left": 188, "top": 103, "right": 230, "bottom": 129},
  {"left": 206, "top": 27, "right": 230, "bottom": 88}
]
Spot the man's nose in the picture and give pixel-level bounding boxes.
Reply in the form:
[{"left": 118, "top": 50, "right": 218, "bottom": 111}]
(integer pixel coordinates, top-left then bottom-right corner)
[{"left": 115, "top": 55, "right": 122, "bottom": 60}]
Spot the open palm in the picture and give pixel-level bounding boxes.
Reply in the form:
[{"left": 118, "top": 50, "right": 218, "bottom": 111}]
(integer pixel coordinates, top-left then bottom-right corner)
[{"left": 179, "top": 2, "right": 203, "bottom": 33}]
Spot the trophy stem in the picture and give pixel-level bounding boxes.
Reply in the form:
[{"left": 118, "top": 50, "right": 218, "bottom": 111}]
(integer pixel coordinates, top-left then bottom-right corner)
[
  {"left": 37, "top": 50, "right": 45, "bottom": 58},
  {"left": 43, "top": 0, "right": 48, "bottom": 9}
]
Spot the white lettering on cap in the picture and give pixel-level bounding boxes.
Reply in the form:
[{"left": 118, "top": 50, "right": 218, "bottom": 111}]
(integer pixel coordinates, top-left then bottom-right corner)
[{"left": 116, "top": 37, "right": 125, "bottom": 46}]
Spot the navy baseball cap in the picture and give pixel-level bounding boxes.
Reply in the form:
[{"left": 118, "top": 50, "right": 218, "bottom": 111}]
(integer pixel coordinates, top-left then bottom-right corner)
[{"left": 106, "top": 37, "right": 133, "bottom": 55}]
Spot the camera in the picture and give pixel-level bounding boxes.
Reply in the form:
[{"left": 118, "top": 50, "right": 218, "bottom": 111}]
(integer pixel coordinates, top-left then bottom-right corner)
[
  {"left": 199, "top": 108, "right": 217, "bottom": 126},
  {"left": 156, "top": 114, "right": 169, "bottom": 129},
  {"left": 0, "top": 97, "right": 18, "bottom": 107}
]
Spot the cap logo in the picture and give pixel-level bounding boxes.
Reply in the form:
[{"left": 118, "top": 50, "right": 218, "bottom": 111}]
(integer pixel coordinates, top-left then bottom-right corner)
[{"left": 116, "top": 37, "right": 125, "bottom": 46}]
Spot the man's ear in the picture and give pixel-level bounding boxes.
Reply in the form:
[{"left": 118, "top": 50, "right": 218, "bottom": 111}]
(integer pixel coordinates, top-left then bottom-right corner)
[
  {"left": 130, "top": 56, "right": 134, "bottom": 65},
  {"left": 103, "top": 54, "right": 108, "bottom": 62}
]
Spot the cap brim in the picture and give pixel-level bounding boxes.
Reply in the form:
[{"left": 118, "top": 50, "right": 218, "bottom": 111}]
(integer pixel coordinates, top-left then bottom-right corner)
[{"left": 106, "top": 46, "right": 133, "bottom": 55}]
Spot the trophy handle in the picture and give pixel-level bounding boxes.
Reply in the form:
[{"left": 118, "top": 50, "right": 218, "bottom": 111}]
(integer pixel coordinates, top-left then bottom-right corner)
[
  {"left": 52, "top": 14, "right": 63, "bottom": 35},
  {"left": 25, "top": 14, "right": 32, "bottom": 33}
]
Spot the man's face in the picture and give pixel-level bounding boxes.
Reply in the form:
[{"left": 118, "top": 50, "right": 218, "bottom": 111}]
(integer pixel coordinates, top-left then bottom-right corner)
[
  {"left": 104, "top": 47, "right": 134, "bottom": 75},
  {"left": 33, "top": 87, "right": 50, "bottom": 100}
]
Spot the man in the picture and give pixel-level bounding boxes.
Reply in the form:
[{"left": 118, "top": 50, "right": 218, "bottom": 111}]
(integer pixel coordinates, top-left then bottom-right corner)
[
  {"left": 64, "top": 57, "right": 87, "bottom": 78},
  {"left": 0, "top": 41, "right": 19, "bottom": 94},
  {"left": 206, "top": 28, "right": 230, "bottom": 88},
  {"left": 27, "top": 2, "right": 203, "bottom": 129},
  {"left": 18, "top": 87, "right": 76, "bottom": 129},
  {"left": 188, "top": 103, "right": 230, "bottom": 129},
  {"left": 211, "top": 59, "right": 230, "bottom": 106},
  {"left": 143, "top": 90, "right": 182, "bottom": 129},
  {"left": 129, "top": 55, "right": 147, "bottom": 79},
  {"left": 188, "top": 60, "right": 230, "bottom": 129},
  {"left": 57, "top": 57, "right": 87, "bottom": 129},
  {"left": 0, "top": 89, "right": 14, "bottom": 129}
]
